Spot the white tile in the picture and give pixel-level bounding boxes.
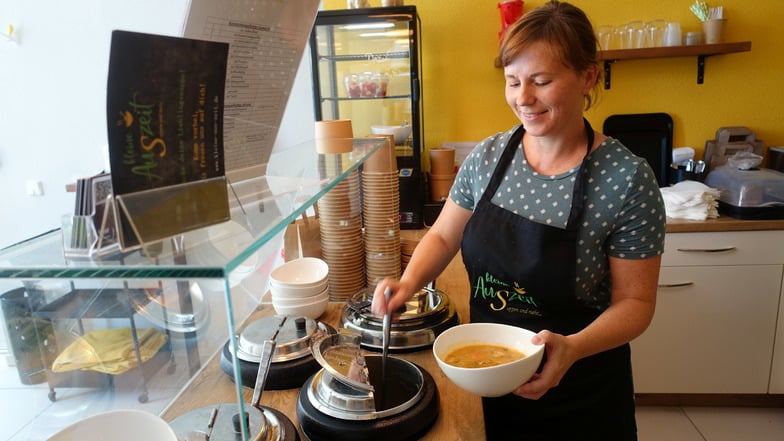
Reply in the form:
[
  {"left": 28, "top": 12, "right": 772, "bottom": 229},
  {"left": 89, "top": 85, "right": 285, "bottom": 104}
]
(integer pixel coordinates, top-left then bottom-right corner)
[
  {"left": 0, "top": 365, "right": 48, "bottom": 389},
  {"left": 684, "top": 406, "right": 784, "bottom": 441},
  {"left": 0, "top": 388, "right": 54, "bottom": 441},
  {"left": 636, "top": 406, "right": 705, "bottom": 441},
  {"left": 5, "top": 385, "right": 176, "bottom": 441}
]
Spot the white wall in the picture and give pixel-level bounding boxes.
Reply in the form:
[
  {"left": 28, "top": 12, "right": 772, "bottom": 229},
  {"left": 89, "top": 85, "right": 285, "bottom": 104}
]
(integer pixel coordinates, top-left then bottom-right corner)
[{"left": 0, "top": 0, "right": 316, "bottom": 249}]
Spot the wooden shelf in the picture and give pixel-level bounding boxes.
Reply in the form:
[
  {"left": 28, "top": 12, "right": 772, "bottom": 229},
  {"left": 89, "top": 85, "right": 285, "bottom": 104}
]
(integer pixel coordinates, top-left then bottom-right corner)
[{"left": 598, "top": 41, "right": 751, "bottom": 89}]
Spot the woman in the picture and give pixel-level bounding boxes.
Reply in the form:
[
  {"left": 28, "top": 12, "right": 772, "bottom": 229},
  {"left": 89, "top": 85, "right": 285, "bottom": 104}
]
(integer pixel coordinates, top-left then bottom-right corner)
[{"left": 372, "top": 1, "right": 666, "bottom": 439}]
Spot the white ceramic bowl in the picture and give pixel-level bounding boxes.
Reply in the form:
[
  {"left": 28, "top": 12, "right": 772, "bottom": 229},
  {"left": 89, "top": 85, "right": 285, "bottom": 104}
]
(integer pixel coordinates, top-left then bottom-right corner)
[
  {"left": 47, "top": 409, "right": 178, "bottom": 441},
  {"left": 370, "top": 125, "right": 412, "bottom": 144},
  {"left": 272, "top": 294, "right": 329, "bottom": 319},
  {"left": 269, "top": 257, "right": 329, "bottom": 289},
  {"left": 269, "top": 276, "right": 329, "bottom": 299},
  {"left": 270, "top": 285, "right": 329, "bottom": 306},
  {"left": 432, "top": 323, "right": 544, "bottom": 397}
]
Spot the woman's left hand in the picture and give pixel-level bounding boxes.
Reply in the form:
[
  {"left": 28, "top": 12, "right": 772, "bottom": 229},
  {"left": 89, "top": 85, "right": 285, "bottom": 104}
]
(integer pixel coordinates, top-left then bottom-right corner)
[{"left": 512, "top": 330, "right": 577, "bottom": 400}]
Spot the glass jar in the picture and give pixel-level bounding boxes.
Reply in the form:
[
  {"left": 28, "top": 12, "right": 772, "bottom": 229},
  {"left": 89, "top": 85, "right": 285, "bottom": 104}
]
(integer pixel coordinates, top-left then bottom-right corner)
[{"left": 344, "top": 73, "right": 361, "bottom": 98}]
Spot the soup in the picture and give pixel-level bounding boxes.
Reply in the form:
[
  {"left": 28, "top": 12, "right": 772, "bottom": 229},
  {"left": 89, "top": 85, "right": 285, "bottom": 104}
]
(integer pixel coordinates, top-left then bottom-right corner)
[{"left": 443, "top": 344, "right": 525, "bottom": 368}]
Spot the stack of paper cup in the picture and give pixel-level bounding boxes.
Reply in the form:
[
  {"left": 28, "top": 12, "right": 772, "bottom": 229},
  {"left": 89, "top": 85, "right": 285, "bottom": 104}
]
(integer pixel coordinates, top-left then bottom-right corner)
[
  {"left": 315, "top": 118, "right": 365, "bottom": 301},
  {"left": 362, "top": 135, "right": 401, "bottom": 287},
  {"left": 317, "top": 169, "right": 365, "bottom": 301},
  {"left": 429, "top": 147, "right": 456, "bottom": 202}
]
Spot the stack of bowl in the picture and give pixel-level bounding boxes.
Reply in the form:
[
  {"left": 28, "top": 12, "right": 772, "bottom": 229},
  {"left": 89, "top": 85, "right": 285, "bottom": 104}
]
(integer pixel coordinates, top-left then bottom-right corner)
[{"left": 268, "top": 257, "right": 330, "bottom": 319}]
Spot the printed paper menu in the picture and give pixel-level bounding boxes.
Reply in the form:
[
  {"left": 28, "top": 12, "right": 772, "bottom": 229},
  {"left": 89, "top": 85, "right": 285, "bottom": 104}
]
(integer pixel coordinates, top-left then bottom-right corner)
[{"left": 181, "top": 0, "right": 321, "bottom": 178}]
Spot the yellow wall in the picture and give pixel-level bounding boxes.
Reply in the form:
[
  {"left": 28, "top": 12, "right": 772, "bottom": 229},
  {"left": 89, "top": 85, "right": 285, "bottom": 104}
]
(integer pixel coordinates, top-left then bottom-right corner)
[{"left": 323, "top": 0, "right": 783, "bottom": 162}]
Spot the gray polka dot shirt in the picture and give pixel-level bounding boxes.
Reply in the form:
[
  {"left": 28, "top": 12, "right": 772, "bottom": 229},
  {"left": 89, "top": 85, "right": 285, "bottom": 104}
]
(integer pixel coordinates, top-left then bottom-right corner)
[{"left": 451, "top": 125, "right": 666, "bottom": 309}]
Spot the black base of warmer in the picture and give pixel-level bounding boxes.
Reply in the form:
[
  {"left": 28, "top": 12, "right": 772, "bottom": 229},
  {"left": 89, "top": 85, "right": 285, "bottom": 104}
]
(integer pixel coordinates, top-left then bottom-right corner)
[
  {"left": 220, "top": 340, "right": 321, "bottom": 390},
  {"left": 296, "top": 361, "right": 439, "bottom": 441}
]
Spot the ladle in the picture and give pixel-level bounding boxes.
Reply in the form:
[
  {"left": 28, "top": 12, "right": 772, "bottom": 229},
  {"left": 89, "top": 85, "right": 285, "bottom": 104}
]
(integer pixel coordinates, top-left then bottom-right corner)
[{"left": 379, "top": 287, "right": 392, "bottom": 408}]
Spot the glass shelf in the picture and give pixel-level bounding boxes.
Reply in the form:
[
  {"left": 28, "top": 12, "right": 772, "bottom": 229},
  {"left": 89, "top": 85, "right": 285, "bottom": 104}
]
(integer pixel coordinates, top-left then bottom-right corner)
[{"left": 0, "top": 137, "right": 384, "bottom": 279}]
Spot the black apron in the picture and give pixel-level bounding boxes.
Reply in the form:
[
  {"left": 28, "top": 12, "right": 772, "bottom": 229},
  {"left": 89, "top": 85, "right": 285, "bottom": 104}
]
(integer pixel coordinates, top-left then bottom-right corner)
[{"left": 461, "top": 120, "right": 637, "bottom": 441}]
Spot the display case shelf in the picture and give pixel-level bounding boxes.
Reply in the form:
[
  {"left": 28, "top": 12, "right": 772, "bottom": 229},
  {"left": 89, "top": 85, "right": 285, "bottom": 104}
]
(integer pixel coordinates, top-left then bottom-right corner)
[
  {"left": 316, "top": 51, "right": 410, "bottom": 63},
  {"left": 321, "top": 93, "right": 412, "bottom": 102},
  {"left": 0, "top": 137, "right": 383, "bottom": 440}
]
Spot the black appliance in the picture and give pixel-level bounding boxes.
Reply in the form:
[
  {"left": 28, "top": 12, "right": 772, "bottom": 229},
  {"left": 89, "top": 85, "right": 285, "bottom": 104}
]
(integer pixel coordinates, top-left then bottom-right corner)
[
  {"left": 603, "top": 113, "right": 673, "bottom": 187},
  {"left": 310, "top": 6, "right": 425, "bottom": 228}
]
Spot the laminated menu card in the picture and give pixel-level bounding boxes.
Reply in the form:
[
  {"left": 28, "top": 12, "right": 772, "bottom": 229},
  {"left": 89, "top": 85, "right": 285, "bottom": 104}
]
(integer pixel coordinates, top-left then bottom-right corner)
[{"left": 106, "top": 30, "right": 230, "bottom": 249}]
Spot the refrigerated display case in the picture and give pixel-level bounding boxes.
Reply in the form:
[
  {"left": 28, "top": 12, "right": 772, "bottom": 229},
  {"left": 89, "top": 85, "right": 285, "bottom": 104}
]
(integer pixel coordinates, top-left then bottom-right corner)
[{"left": 310, "top": 6, "right": 425, "bottom": 229}]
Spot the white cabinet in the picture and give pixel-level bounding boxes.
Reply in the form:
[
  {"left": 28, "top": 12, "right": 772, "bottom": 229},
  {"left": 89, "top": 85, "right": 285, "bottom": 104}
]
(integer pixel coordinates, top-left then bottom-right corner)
[
  {"left": 631, "top": 230, "right": 784, "bottom": 394},
  {"left": 770, "top": 268, "right": 784, "bottom": 393}
]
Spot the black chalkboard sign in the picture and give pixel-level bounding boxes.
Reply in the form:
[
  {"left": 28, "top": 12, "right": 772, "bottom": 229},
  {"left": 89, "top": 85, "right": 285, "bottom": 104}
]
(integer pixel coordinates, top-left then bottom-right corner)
[{"left": 106, "top": 30, "right": 230, "bottom": 249}]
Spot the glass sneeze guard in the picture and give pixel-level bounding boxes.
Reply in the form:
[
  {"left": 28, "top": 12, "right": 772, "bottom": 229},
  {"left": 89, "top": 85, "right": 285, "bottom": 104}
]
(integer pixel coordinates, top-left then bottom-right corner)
[{"left": 0, "top": 137, "right": 383, "bottom": 441}]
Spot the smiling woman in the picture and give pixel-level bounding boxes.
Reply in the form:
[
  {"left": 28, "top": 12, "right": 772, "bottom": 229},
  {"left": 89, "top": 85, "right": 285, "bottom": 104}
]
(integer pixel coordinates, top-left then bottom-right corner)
[{"left": 370, "top": 2, "right": 665, "bottom": 440}]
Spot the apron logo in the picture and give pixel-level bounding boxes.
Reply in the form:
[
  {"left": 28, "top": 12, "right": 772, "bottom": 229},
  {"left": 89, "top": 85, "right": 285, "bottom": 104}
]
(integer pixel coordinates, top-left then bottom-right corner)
[{"left": 473, "top": 272, "right": 540, "bottom": 313}]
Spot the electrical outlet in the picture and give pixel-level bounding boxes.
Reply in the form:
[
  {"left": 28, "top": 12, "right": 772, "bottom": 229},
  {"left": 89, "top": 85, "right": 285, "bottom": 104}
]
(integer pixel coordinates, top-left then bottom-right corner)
[{"left": 25, "top": 179, "right": 44, "bottom": 196}]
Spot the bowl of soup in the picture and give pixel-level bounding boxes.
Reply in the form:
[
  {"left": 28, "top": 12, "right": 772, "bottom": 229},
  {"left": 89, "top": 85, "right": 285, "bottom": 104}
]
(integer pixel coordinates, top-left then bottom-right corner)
[{"left": 432, "top": 322, "right": 544, "bottom": 397}]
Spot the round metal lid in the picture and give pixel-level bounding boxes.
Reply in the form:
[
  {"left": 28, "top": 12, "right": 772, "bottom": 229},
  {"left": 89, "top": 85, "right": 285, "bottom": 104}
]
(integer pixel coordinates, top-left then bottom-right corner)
[
  {"left": 341, "top": 287, "right": 459, "bottom": 351},
  {"left": 234, "top": 315, "right": 327, "bottom": 363},
  {"left": 310, "top": 329, "right": 374, "bottom": 393},
  {"left": 305, "top": 354, "right": 425, "bottom": 421},
  {"left": 168, "top": 403, "right": 297, "bottom": 441}
]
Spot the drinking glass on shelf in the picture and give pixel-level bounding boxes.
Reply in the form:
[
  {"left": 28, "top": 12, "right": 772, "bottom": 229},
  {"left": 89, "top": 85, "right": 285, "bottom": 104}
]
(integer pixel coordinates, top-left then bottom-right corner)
[
  {"left": 625, "top": 21, "right": 645, "bottom": 49},
  {"left": 596, "top": 25, "right": 613, "bottom": 50},
  {"left": 645, "top": 20, "right": 667, "bottom": 47},
  {"left": 664, "top": 22, "right": 682, "bottom": 47},
  {"left": 613, "top": 24, "right": 627, "bottom": 49}
]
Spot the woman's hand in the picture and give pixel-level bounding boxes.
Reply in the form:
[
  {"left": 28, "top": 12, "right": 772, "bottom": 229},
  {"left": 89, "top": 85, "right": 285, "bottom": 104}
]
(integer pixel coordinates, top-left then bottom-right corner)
[
  {"left": 371, "top": 278, "right": 411, "bottom": 318},
  {"left": 512, "top": 330, "right": 578, "bottom": 400}
]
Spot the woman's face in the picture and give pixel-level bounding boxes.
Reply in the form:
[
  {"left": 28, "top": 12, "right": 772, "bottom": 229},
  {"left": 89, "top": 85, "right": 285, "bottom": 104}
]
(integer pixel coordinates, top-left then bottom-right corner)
[{"left": 504, "top": 41, "right": 596, "bottom": 138}]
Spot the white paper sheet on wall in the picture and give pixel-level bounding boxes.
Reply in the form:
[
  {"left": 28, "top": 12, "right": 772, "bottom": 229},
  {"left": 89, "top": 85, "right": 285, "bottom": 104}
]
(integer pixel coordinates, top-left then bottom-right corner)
[{"left": 181, "top": 0, "right": 320, "bottom": 180}]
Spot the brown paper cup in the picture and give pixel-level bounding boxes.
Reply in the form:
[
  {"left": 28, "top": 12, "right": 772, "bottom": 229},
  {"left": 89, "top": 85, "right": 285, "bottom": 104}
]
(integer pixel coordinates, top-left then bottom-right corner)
[
  {"left": 702, "top": 19, "right": 726, "bottom": 44},
  {"left": 365, "top": 134, "right": 397, "bottom": 172},
  {"left": 429, "top": 147, "right": 456, "bottom": 175},
  {"left": 429, "top": 173, "right": 455, "bottom": 202},
  {"left": 315, "top": 119, "right": 354, "bottom": 154}
]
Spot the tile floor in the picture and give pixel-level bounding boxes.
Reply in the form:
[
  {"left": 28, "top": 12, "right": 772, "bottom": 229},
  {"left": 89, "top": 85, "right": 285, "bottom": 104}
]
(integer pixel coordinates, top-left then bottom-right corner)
[{"left": 1, "top": 361, "right": 783, "bottom": 440}]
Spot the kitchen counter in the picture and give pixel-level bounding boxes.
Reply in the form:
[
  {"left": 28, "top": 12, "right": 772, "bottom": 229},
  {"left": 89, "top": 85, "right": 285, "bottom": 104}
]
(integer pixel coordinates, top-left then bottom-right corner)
[
  {"left": 666, "top": 216, "right": 784, "bottom": 233},
  {"left": 160, "top": 232, "right": 484, "bottom": 440},
  {"left": 159, "top": 220, "right": 783, "bottom": 439}
]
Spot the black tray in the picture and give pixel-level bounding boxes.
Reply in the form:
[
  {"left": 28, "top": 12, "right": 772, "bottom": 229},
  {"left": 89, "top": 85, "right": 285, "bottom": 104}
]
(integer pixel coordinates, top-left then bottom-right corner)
[{"left": 718, "top": 201, "right": 784, "bottom": 220}]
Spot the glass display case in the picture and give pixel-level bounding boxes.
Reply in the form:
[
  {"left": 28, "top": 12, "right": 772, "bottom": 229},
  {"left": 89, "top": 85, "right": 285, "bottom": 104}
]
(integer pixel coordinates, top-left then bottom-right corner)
[
  {"left": 310, "top": 6, "right": 425, "bottom": 229},
  {"left": 0, "top": 138, "right": 382, "bottom": 440}
]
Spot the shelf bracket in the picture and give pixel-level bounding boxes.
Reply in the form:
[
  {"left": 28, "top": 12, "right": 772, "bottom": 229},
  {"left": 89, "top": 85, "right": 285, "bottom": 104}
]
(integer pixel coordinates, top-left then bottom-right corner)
[
  {"left": 603, "top": 60, "right": 615, "bottom": 89},
  {"left": 697, "top": 55, "right": 706, "bottom": 84}
]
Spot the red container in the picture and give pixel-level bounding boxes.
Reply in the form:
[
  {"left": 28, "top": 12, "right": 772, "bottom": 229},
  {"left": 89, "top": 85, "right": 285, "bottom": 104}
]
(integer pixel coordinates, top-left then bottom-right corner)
[{"left": 498, "top": 0, "right": 524, "bottom": 29}]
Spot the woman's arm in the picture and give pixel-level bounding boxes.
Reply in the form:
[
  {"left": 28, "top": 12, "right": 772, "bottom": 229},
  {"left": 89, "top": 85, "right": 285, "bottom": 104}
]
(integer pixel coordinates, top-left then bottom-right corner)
[
  {"left": 371, "top": 198, "right": 472, "bottom": 316},
  {"left": 515, "top": 254, "right": 661, "bottom": 399}
]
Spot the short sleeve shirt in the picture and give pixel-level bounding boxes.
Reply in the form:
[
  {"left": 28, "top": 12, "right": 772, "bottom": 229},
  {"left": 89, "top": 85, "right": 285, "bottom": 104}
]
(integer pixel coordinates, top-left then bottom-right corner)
[{"left": 450, "top": 125, "right": 666, "bottom": 309}]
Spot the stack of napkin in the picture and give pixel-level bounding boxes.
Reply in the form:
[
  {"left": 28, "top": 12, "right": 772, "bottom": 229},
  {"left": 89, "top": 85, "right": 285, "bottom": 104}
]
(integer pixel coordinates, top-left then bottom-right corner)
[{"left": 660, "top": 180, "right": 721, "bottom": 220}]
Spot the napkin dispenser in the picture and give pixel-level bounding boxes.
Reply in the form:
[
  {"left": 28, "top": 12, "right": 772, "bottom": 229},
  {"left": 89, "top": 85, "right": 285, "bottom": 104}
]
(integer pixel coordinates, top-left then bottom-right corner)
[
  {"left": 704, "top": 166, "right": 784, "bottom": 219},
  {"left": 702, "top": 126, "right": 765, "bottom": 174}
]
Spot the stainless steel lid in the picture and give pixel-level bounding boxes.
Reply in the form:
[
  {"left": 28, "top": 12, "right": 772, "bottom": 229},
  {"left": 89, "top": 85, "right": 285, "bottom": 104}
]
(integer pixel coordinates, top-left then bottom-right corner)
[
  {"left": 168, "top": 403, "right": 294, "bottom": 441},
  {"left": 233, "top": 315, "right": 328, "bottom": 363},
  {"left": 307, "top": 331, "right": 425, "bottom": 421},
  {"left": 341, "top": 286, "right": 458, "bottom": 350},
  {"left": 310, "top": 329, "right": 373, "bottom": 392}
]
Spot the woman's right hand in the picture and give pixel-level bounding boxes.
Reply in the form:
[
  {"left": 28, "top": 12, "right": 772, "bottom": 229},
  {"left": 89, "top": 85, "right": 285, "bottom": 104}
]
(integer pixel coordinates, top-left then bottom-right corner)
[{"left": 370, "top": 278, "right": 411, "bottom": 318}]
